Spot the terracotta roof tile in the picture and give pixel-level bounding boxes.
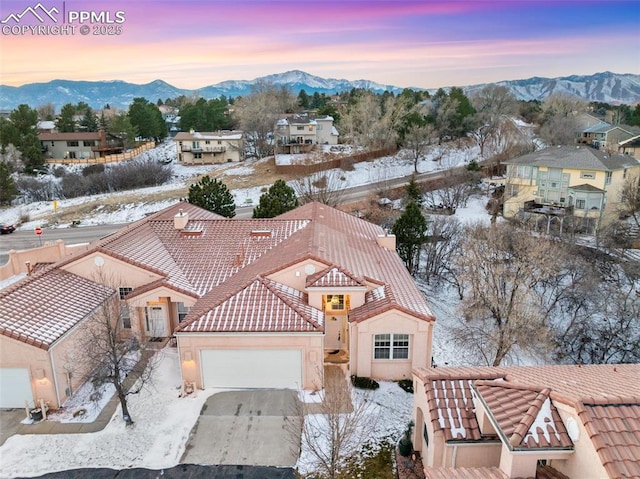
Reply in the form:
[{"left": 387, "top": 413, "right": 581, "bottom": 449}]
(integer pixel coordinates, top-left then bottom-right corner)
[
  {"left": 305, "top": 265, "right": 366, "bottom": 288},
  {"left": 474, "top": 382, "right": 573, "bottom": 450},
  {"left": 578, "top": 403, "right": 640, "bottom": 479},
  {"left": 180, "top": 277, "right": 324, "bottom": 333},
  {"left": 424, "top": 467, "right": 508, "bottom": 479},
  {"left": 0, "top": 269, "right": 114, "bottom": 350},
  {"left": 427, "top": 377, "right": 485, "bottom": 441}
]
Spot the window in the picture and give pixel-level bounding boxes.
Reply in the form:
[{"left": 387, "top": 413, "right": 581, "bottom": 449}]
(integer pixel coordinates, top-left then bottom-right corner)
[
  {"left": 605, "top": 171, "right": 612, "bottom": 185},
  {"left": 83, "top": 140, "right": 95, "bottom": 147},
  {"left": 576, "top": 199, "right": 586, "bottom": 209},
  {"left": 326, "top": 294, "right": 345, "bottom": 310},
  {"left": 423, "top": 423, "right": 429, "bottom": 446},
  {"left": 218, "top": 140, "right": 222, "bottom": 145},
  {"left": 121, "top": 305, "right": 131, "bottom": 329},
  {"left": 192, "top": 141, "right": 199, "bottom": 148},
  {"left": 194, "top": 153, "right": 202, "bottom": 159},
  {"left": 205, "top": 140, "right": 210, "bottom": 145},
  {"left": 507, "top": 184, "right": 519, "bottom": 197},
  {"left": 297, "top": 126, "right": 304, "bottom": 131},
  {"left": 119, "top": 287, "right": 133, "bottom": 299},
  {"left": 68, "top": 151, "right": 76, "bottom": 159},
  {"left": 374, "top": 334, "right": 410, "bottom": 360},
  {"left": 177, "top": 302, "right": 190, "bottom": 323},
  {"left": 66, "top": 141, "right": 79, "bottom": 147},
  {"left": 580, "top": 171, "right": 596, "bottom": 179}
]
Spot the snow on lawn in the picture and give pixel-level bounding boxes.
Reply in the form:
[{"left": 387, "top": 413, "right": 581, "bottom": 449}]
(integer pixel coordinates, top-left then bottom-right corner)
[
  {"left": 0, "top": 348, "right": 222, "bottom": 479},
  {"left": 1, "top": 141, "right": 481, "bottom": 230},
  {"left": 296, "top": 381, "right": 413, "bottom": 476}
]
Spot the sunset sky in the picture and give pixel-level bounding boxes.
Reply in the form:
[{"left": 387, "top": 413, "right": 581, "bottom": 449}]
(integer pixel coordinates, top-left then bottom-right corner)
[{"left": 0, "top": 0, "right": 638, "bottom": 90}]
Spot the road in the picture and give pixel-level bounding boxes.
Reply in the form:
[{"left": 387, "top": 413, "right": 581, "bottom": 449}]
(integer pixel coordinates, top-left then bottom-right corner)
[{"left": 0, "top": 166, "right": 456, "bottom": 266}]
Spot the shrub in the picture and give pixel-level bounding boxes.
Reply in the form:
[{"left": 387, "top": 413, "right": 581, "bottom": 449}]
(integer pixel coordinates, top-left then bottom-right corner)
[
  {"left": 466, "top": 159, "right": 481, "bottom": 171},
  {"left": 82, "top": 164, "right": 105, "bottom": 176},
  {"left": 397, "top": 379, "right": 413, "bottom": 394},
  {"left": 350, "top": 375, "right": 379, "bottom": 390}
]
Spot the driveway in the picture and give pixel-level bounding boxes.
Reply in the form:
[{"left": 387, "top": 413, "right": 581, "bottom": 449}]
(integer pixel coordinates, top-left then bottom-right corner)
[
  {"left": 181, "top": 389, "right": 301, "bottom": 467},
  {"left": 0, "top": 409, "right": 26, "bottom": 446}
]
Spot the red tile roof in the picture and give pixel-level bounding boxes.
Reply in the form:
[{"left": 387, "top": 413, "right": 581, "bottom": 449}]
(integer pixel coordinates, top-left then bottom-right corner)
[
  {"left": 306, "top": 265, "right": 366, "bottom": 288},
  {"left": 416, "top": 364, "right": 640, "bottom": 477},
  {"left": 474, "top": 381, "right": 573, "bottom": 449},
  {"left": 0, "top": 269, "right": 115, "bottom": 350},
  {"left": 179, "top": 277, "right": 323, "bottom": 333},
  {"left": 577, "top": 402, "right": 640, "bottom": 479},
  {"left": 424, "top": 467, "right": 507, "bottom": 479}
]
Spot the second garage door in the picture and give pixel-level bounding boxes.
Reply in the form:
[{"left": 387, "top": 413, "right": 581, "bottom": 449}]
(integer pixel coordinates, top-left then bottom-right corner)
[
  {"left": 0, "top": 368, "right": 33, "bottom": 409},
  {"left": 201, "top": 349, "right": 302, "bottom": 389}
]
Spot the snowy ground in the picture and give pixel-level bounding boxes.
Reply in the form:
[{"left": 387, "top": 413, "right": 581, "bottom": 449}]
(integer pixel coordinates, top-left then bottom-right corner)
[
  {"left": 0, "top": 346, "right": 415, "bottom": 479},
  {"left": 0, "top": 140, "right": 480, "bottom": 229},
  {"left": 0, "top": 140, "right": 495, "bottom": 478}
]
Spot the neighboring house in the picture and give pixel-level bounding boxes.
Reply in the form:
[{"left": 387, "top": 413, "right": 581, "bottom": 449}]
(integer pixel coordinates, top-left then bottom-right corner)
[
  {"left": 36, "top": 121, "right": 56, "bottom": 133},
  {"left": 412, "top": 364, "right": 640, "bottom": 479},
  {"left": 38, "top": 131, "right": 124, "bottom": 160},
  {"left": 503, "top": 145, "right": 640, "bottom": 234},
  {"left": 275, "top": 114, "right": 339, "bottom": 154},
  {"left": 578, "top": 123, "right": 635, "bottom": 151},
  {"left": 619, "top": 134, "right": 640, "bottom": 160},
  {"left": 174, "top": 130, "right": 244, "bottom": 164},
  {"left": 0, "top": 201, "right": 434, "bottom": 408}
]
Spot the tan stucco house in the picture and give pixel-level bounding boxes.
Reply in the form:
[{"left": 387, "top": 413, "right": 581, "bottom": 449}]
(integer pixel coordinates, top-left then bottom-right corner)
[
  {"left": 619, "top": 134, "right": 640, "bottom": 160},
  {"left": 0, "top": 202, "right": 434, "bottom": 409},
  {"left": 503, "top": 145, "right": 640, "bottom": 234},
  {"left": 578, "top": 123, "right": 635, "bottom": 151},
  {"left": 275, "top": 114, "right": 339, "bottom": 154},
  {"left": 174, "top": 130, "right": 244, "bottom": 164},
  {"left": 38, "top": 131, "right": 124, "bottom": 160},
  {"left": 413, "top": 363, "right": 640, "bottom": 479}
]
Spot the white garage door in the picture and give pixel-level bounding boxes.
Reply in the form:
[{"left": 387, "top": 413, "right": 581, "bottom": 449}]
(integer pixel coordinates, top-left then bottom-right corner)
[
  {"left": 0, "top": 368, "right": 33, "bottom": 409},
  {"left": 201, "top": 349, "right": 302, "bottom": 389}
]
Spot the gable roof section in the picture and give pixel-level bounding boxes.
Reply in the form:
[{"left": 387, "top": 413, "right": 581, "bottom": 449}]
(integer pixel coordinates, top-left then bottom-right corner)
[
  {"left": 305, "top": 265, "right": 366, "bottom": 288},
  {"left": 278, "top": 202, "right": 434, "bottom": 321},
  {"left": 504, "top": 145, "right": 640, "bottom": 171},
  {"left": 422, "top": 368, "right": 506, "bottom": 442},
  {"left": 474, "top": 381, "right": 573, "bottom": 450},
  {"left": 179, "top": 277, "right": 323, "bottom": 333},
  {"left": 577, "top": 402, "right": 640, "bottom": 479},
  {"left": 0, "top": 269, "right": 114, "bottom": 350}
]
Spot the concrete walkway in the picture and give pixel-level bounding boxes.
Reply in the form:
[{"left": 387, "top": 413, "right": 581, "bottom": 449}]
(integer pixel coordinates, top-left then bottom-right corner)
[{"left": 1, "top": 345, "right": 161, "bottom": 445}]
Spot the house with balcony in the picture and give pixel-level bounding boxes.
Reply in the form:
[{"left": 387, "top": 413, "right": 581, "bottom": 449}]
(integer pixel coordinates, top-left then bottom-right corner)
[
  {"left": 275, "top": 114, "right": 339, "bottom": 154},
  {"left": 412, "top": 363, "right": 640, "bottom": 479},
  {"left": 578, "top": 122, "right": 635, "bottom": 151},
  {"left": 38, "top": 131, "right": 124, "bottom": 160},
  {"left": 502, "top": 145, "right": 640, "bottom": 234},
  {"left": 174, "top": 130, "right": 244, "bottom": 164},
  {"left": 0, "top": 201, "right": 434, "bottom": 408}
]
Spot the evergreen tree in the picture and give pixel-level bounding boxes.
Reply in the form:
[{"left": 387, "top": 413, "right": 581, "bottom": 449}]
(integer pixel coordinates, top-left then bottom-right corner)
[
  {"left": 57, "top": 103, "right": 76, "bottom": 132},
  {"left": 298, "top": 89, "right": 310, "bottom": 109},
  {"left": 128, "top": 97, "right": 166, "bottom": 140},
  {"left": 253, "top": 179, "right": 299, "bottom": 218},
  {"left": 188, "top": 175, "right": 236, "bottom": 217},
  {"left": 0, "top": 162, "right": 17, "bottom": 205},
  {"left": 392, "top": 201, "right": 428, "bottom": 274},
  {"left": 9, "top": 104, "right": 44, "bottom": 173},
  {"left": 107, "top": 112, "right": 138, "bottom": 148},
  {"left": 79, "top": 106, "right": 98, "bottom": 131},
  {"left": 405, "top": 175, "right": 423, "bottom": 206}
]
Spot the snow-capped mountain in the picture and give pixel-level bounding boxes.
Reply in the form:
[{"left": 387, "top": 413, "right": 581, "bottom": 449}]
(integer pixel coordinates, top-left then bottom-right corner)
[{"left": 1, "top": 70, "right": 638, "bottom": 110}]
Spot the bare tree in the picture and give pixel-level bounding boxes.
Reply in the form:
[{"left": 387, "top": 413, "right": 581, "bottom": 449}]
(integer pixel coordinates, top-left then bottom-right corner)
[
  {"left": 73, "top": 277, "right": 159, "bottom": 425},
  {"left": 232, "top": 81, "right": 298, "bottom": 159},
  {"left": 293, "top": 168, "right": 346, "bottom": 207},
  {"left": 538, "top": 95, "right": 586, "bottom": 146},
  {"left": 420, "top": 215, "right": 462, "bottom": 287},
  {"left": 37, "top": 103, "right": 56, "bottom": 120},
  {"left": 402, "top": 123, "right": 437, "bottom": 173},
  {"left": 450, "top": 223, "right": 566, "bottom": 366},
  {"left": 470, "top": 85, "right": 519, "bottom": 157},
  {"left": 617, "top": 173, "right": 640, "bottom": 227},
  {"left": 424, "top": 161, "right": 479, "bottom": 213},
  {"left": 291, "top": 367, "right": 378, "bottom": 479}
]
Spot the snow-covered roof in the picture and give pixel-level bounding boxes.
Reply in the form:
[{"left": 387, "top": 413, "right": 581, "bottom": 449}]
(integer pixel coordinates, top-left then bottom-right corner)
[{"left": 173, "top": 130, "right": 243, "bottom": 141}]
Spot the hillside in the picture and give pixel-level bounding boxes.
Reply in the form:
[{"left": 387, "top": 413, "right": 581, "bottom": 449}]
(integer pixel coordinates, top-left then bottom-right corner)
[{"left": 1, "top": 70, "right": 638, "bottom": 110}]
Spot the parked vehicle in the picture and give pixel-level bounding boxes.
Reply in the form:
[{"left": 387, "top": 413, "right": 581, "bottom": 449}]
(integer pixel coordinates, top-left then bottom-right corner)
[{"left": 0, "top": 224, "right": 16, "bottom": 234}]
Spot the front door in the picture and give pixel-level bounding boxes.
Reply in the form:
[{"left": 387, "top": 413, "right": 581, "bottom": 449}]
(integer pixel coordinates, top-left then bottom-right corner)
[
  {"left": 325, "top": 315, "right": 345, "bottom": 350},
  {"left": 145, "top": 306, "right": 167, "bottom": 337}
]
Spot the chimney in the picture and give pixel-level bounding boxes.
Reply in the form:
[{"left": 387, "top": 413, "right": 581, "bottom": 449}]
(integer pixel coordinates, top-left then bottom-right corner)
[
  {"left": 377, "top": 233, "right": 396, "bottom": 251},
  {"left": 174, "top": 209, "right": 188, "bottom": 230}
]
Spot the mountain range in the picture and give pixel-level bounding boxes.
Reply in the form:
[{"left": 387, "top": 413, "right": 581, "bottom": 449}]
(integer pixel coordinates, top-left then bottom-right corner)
[{"left": 1, "top": 70, "right": 638, "bottom": 111}]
